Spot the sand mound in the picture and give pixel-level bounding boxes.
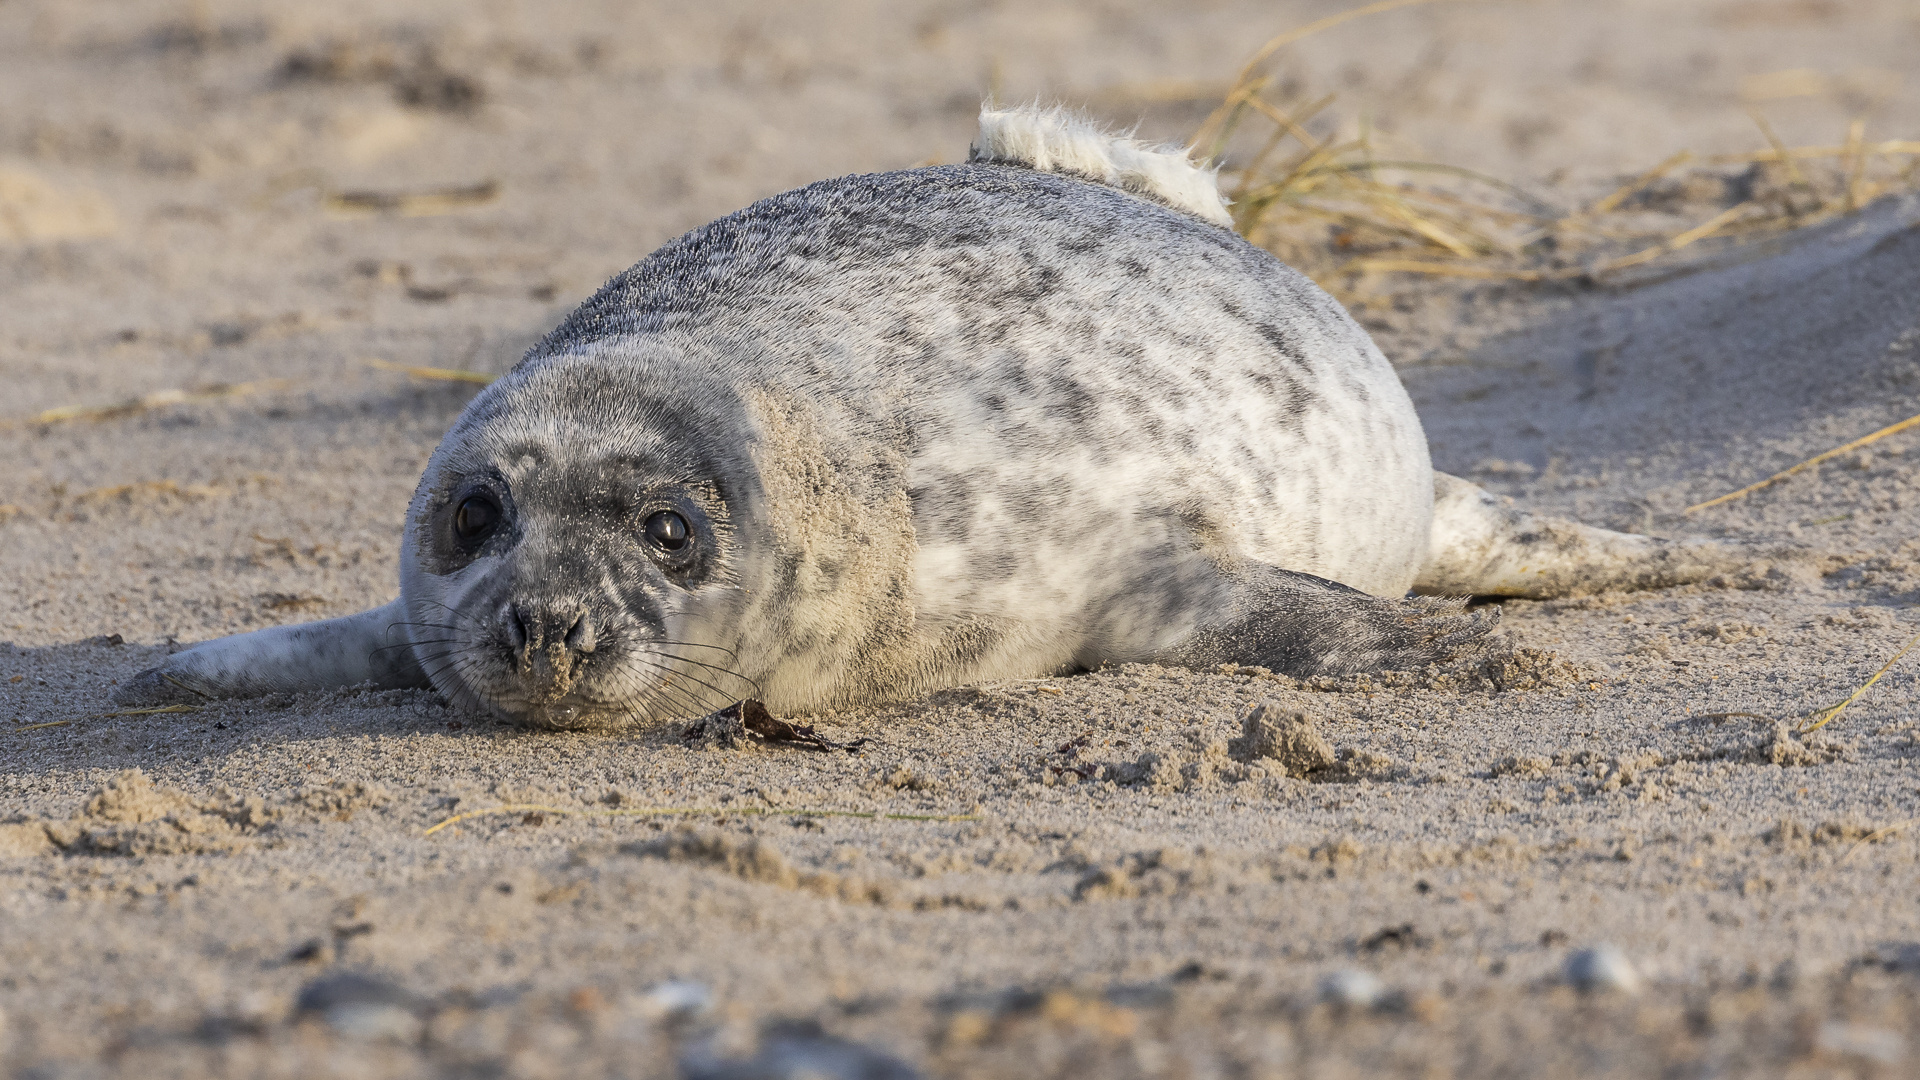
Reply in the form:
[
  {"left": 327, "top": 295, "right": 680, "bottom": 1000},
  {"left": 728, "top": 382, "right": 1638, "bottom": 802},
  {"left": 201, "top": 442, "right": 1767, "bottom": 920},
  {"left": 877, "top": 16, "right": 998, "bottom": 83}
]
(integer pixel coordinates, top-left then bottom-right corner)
[
  {"left": 0, "top": 770, "right": 396, "bottom": 859},
  {"left": 10, "top": 770, "right": 265, "bottom": 857}
]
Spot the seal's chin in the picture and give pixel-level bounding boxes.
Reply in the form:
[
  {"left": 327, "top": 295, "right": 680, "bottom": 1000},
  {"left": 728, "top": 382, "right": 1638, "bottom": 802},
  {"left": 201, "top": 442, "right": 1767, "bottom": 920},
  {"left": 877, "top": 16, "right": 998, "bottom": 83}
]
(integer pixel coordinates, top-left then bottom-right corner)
[
  {"left": 423, "top": 655, "right": 617, "bottom": 730},
  {"left": 516, "top": 699, "right": 593, "bottom": 731},
  {"left": 442, "top": 646, "right": 627, "bottom": 731},
  {"left": 480, "top": 692, "right": 632, "bottom": 731}
]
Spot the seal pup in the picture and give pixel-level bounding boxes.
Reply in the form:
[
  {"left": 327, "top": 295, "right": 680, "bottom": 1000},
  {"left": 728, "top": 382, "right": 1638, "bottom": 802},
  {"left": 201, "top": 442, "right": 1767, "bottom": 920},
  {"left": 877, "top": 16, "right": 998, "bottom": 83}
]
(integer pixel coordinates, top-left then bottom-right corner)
[{"left": 119, "top": 105, "right": 1744, "bottom": 729}]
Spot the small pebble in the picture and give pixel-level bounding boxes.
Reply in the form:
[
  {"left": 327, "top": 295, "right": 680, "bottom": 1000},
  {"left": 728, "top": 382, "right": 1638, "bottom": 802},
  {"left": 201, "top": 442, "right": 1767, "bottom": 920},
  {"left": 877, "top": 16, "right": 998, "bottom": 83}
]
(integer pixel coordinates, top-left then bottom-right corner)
[
  {"left": 325, "top": 1002, "right": 421, "bottom": 1042},
  {"left": 1565, "top": 945, "right": 1641, "bottom": 995},
  {"left": 295, "top": 972, "right": 421, "bottom": 1041},
  {"left": 636, "top": 979, "right": 713, "bottom": 1021},
  {"left": 1318, "top": 969, "right": 1385, "bottom": 1009},
  {"left": 683, "top": 1031, "right": 923, "bottom": 1080},
  {"left": 1817, "top": 1022, "right": 1905, "bottom": 1065}
]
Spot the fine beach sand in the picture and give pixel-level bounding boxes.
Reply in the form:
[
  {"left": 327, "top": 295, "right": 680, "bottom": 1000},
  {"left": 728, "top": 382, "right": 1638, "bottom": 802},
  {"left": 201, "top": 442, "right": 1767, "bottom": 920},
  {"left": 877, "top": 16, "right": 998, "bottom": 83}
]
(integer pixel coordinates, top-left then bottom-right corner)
[{"left": 5, "top": 1, "right": 1920, "bottom": 1076}]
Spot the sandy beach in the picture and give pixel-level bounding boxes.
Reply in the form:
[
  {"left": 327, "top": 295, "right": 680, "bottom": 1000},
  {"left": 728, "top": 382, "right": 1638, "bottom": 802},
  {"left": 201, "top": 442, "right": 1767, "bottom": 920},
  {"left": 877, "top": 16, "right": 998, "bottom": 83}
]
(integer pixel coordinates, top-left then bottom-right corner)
[{"left": 5, "top": 1, "right": 1920, "bottom": 1076}]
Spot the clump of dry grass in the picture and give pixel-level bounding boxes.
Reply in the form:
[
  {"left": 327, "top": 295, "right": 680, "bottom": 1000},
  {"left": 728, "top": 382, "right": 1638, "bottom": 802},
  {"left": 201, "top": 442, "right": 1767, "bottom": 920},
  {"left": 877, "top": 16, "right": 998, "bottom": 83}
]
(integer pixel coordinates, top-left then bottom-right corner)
[{"left": 1195, "top": 6, "right": 1920, "bottom": 290}]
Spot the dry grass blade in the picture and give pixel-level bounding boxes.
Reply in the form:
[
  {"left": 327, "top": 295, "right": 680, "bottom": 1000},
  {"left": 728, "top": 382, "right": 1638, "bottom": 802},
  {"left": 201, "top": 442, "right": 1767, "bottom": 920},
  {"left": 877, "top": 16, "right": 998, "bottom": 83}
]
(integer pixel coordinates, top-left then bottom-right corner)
[
  {"left": 1197, "top": 0, "right": 1452, "bottom": 148},
  {"left": 422, "top": 802, "right": 981, "bottom": 836},
  {"left": 1685, "top": 409, "right": 1920, "bottom": 512},
  {"left": 1586, "top": 151, "right": 1695, "bottom": 216},
  {"left": 1376, "top": 196, "right": 1479, "bottom": 257},
  {"left": 1745, "top": 109, "right": 1809, "bottom": 190},
  {"left": 1343, "top": 259, "right": 1556, "bottom": 281},
  {"left": 1843, "top": 117, "right": 1870, "bottom": 212},
  {"left": 1704, "top": 140, "right": 1920, "bottom": 164},
  {"left": 1337, "top": 171, "right": 1557, "bottom": 219},
  {"left": 1592, "top": 202, "right": 1754, "bottom": 275},
  {"left": 1196, "top": 0, "right": 1457, "bottom": 158},
  {"left": 324, "top": 180, "right": 499, "bottom": 218},
  {"left": 365, "top": 357, "right": 496, "bottom": 385},
  {"left": 11, "top": 379, "right": 293, "bottom": 427},
  {"left": 1800, "top": 629, "right": 1920, "bottom": 734},
  {"left": 17, "top": 703, "right": 199, "bottom": 733},
  {"left": 1686, "top": 630, "right": 1920, "bottom": 741},
  {"left": 1839, "top": 819, "right": 1920, "bottom": 864},
  {"left": 1232, "top": 93, "right": 1337, "bottom": 193}
]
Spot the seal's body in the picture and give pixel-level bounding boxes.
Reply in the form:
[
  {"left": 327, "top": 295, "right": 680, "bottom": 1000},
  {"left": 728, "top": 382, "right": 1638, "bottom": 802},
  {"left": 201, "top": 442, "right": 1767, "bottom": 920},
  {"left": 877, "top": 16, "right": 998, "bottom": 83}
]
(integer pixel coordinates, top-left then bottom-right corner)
[{"left": 122, "top": 107, "right": 1739, "bottom": 728}]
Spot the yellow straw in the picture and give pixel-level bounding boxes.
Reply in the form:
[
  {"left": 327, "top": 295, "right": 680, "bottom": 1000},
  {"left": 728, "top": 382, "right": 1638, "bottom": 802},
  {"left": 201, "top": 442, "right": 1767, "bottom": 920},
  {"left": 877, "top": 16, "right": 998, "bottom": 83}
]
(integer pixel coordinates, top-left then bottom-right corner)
[
  {"left": 16, "top": 703, "right": 198, "bottom": 732},
  {"left": 1686, "top": 410, "right": 1920, "bottom": 513},
  {"left": 365, "top": 358, "right": 496, "bottom": 385},
  {"left": 1801, "top": 629, "right": 1920, "bottom": 733}
]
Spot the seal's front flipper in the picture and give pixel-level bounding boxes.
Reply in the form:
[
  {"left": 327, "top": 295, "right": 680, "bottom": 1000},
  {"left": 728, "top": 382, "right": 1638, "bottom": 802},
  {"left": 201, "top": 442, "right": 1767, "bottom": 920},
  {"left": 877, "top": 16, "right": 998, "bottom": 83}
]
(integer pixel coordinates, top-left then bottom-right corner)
[
  {"left": 1151, "top": 562, "right": 1497, "bottom": 678},
  {"left": 113, "top": 599, "right": 430, "bottom": 707},
  {"left": 1415, "top": 472, "right": 1753, "bottom": 599}
]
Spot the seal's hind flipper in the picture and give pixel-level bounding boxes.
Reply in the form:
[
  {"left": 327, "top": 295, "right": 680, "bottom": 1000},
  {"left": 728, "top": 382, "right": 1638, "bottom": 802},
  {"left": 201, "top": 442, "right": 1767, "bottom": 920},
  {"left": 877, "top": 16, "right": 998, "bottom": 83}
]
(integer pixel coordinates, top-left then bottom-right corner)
[
  {"left": 112, "top": 599, "right": 430, "bottom": 707},
  {"left": 969, "top": 103, "right": 1234, "bottom": 227},
  {"left": 1152, "top": 562, "right": 1498, "bottom": 678},
  {"left": 1414, "top": 473, "right": 1758, "bottom": 600}
]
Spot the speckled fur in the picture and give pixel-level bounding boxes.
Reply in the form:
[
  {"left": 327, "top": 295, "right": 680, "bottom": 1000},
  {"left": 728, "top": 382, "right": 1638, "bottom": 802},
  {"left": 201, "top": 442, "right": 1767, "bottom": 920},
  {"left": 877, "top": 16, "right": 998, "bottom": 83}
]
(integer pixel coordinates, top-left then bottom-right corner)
[
  {"left": 119, "top": 113, "right": 1742, "bottom": 728},
  {"left": 466, "top": 162, "right": 1448, "bottom": 721}
]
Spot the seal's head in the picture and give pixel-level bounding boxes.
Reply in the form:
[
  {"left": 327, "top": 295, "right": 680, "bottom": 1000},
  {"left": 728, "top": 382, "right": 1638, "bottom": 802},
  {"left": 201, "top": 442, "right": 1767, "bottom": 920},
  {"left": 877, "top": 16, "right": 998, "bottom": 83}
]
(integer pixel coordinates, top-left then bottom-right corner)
[{"left": 398, "top": 348, "right": 757, "bottom": 730}]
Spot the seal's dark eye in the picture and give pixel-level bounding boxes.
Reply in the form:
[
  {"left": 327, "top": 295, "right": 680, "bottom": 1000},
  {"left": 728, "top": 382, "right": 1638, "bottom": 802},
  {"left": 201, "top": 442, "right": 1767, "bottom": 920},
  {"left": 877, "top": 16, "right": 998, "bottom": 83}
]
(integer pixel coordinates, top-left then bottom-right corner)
[
  {"left": 454, "top": 494, "right": 499, "bottom": 543},
  {"left": 643, "top": 510, "right": 689, "bottom": 552}
]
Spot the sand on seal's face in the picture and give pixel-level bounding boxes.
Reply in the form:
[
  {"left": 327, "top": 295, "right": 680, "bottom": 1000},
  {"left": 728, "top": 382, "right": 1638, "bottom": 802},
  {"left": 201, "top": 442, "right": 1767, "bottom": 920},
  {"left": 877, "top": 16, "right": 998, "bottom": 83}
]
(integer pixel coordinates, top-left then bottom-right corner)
[{"left": 4, "top": 1, "right": 1920, "bottom": 1076}]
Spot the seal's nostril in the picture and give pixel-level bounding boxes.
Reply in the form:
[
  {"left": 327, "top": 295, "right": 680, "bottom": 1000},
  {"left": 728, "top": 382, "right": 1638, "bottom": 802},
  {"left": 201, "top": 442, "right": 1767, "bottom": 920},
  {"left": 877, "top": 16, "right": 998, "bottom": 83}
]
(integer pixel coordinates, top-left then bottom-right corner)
[
  {"left": 565, "top": 612, "right": 595, "bottom": 654},
  {"left": 505, "top": 604, "right": 529, "bottom": 650}
]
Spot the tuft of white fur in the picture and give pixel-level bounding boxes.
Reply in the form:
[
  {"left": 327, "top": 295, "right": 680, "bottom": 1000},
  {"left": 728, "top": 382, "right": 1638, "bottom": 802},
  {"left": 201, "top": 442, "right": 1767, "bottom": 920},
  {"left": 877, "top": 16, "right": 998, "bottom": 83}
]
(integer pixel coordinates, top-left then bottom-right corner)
[{"left": 969, "top": 104, "right": 1233, "bottom": 228}]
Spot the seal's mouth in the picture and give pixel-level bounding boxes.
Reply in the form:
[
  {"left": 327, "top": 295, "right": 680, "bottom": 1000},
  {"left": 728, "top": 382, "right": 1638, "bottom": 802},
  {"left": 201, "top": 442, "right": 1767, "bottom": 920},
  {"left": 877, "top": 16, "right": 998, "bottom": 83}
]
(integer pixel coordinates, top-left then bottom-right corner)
[
  {"left": 474, "top": 684, "right": 624, "bottom": 731},
  {"left": 406, "top": 595, "right": 754, "bottom": 730},
  {"left": 513, "top": 697, "right": 596, "bottom": 731},
  {"left": 462, "top": 658, "right": 748, "bottom": 731}
]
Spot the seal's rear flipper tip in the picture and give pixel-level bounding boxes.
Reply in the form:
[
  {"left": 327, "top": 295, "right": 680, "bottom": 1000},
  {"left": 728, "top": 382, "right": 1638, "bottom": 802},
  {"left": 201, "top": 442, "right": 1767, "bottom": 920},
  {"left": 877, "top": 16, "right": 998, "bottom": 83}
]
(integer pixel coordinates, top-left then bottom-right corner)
[
  {"left": 1415, "top": 472, "right": 1799, "bottom": 600},
  {"left": 110, "top": 667, "right": 209, "bottom": 709},
  {"left": 969, "top": 103, "right": 1235, "bottom": 227}
]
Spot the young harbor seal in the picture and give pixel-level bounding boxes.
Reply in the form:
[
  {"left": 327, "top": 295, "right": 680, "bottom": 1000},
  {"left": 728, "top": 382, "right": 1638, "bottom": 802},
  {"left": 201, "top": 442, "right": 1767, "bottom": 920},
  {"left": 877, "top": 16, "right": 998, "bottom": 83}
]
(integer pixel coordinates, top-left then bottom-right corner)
[{"left": 120, "top": 105, "right": 1741, "bottom": 729}]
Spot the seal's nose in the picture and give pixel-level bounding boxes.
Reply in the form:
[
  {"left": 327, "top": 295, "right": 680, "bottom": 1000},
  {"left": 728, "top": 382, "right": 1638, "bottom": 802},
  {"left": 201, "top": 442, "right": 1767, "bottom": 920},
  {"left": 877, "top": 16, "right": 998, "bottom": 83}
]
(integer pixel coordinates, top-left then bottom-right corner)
[
  {"left": 504, "top": 603, "right": 596, "bottom": 700},
  {"left": 504, "top": 603, "right": 595, "bottom": 655}
]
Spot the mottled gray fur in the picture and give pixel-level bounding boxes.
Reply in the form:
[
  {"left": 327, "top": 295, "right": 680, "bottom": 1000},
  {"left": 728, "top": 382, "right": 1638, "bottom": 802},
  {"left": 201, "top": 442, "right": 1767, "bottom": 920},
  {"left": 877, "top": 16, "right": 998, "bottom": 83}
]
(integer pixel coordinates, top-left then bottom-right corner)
[{"left": 120, "top": 121, "right": 1742, "bottom": 728}]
